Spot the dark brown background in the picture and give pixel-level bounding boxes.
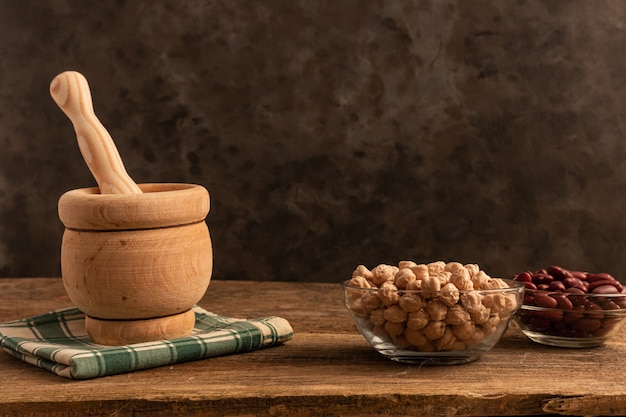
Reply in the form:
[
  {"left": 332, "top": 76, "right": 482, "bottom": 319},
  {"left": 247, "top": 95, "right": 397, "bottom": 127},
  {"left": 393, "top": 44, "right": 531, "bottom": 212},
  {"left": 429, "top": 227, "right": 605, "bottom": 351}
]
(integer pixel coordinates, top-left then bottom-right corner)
[{"left": 2, "top": 1, "right": 626, "bottom": 282}]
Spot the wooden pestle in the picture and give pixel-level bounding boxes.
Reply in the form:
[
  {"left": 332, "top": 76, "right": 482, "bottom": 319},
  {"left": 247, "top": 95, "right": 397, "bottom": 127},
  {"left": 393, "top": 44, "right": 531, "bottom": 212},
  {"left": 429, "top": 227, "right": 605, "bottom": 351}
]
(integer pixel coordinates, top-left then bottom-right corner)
[{"left": 50, "top": 71, "right": 142, "bottom": 194}]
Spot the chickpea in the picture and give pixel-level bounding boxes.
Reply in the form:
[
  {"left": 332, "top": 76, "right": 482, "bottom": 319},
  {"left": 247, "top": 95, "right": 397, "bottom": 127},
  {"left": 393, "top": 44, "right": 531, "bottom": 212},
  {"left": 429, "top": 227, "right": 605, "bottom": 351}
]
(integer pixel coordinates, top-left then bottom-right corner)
[
  {"left": 432, "top": 271, "right": 452, "bottom": 286},
  {"left": 423, "top": 320, "right": 446, "bottom": 340},
  {"left": 440, "top": 282, "right": 460, "bottom": 307},
  {"left": 451, "top": 340, "right": 467, "bottom": 351},
  {"left": 486, "top": 278, "right": 510, "bottom": 289},
  {"left": 394, "top": 268, "right": 416, "bottom": 289},
  {"left": 371, "top": 264, "right": 398, "bottom": 286},
  {"left": 383, "top": 304, "right": 408, "bottom": 323},
  {"left": 426, "top": 299, "right": 448, "bottom": 321},
  {"left": 421, "top": 275, "right": 441, "bottom": 299},
  {"left": 349, "top": 297, "right": 367, "bottom": 317},
  {"left": 398, "top": 260, "right": 418, "bottom": 270},
  {"left": 369, "top": 308, "right": 386, "bottom": 327},
  {"left": 378, "top": 281, "right": 400, "bottom": 306},
  {"left": 384, "top": 321, "right": 405, "bottom": 337},
  {"left": 468, "top": 326, "right": 486, "bottom": 345},
  {"left": 404, "top": 329, "right": 428, "bottom": 347},
  {"left": 450, "top": 268, "right": 474, "bottom": 291},
  {"left": 464, "top": 264, "right": 480, "bottom": 278},
  {"left": 346, "top": 277, "right": 370, "bottom": 302},
  {"left": 482, "top": 293, "right": 507, "bottom": 314},
  {"left": 461, "top": 292, "right": 483, "bottom": 311},
  {"left": 352, "top": 265, "right": 374, "bottom": 282},
  {"left": 468, "top": 304, "right": 491, "bottom": 324},
  {"left": 471, "top": 270, "right": 491, "bottom": 289},
  {"left": 406, "top": 280, "right": 423, "bottom": 291},
  {"left": 480, "top": 315, "right": 500, "bottom": 336},
  {"left": 445, "top": 305, "right": 471, "bottom": 325},
  {"left": 348, "top": 275, "right": 371, "bottom": 288},
  {"left": 444, "top": 261, "right": 466, "bottom": 273},
  {"left": 391, "top": 334, "right": 411, "bottom": 348},
  {"left": 406, "top": 310, "right": 430, "bottom": 330},
  {"left": 435, "top": 328, "right": 457, "bottom": 351},
  {"left": 399, "top": 293, "right": 424, "bottom": 312},
  {"left": 453, "top": 321, "right": 476, "bottom": 341},
  {"left": 361, "top": 291, "right": 382, "bottom": 312},
  {"left": 427, "top": 261, "right": 447, "bottom": 275},
  {"left": 410, "top": 264, "right": 429, "bottom": 281}
]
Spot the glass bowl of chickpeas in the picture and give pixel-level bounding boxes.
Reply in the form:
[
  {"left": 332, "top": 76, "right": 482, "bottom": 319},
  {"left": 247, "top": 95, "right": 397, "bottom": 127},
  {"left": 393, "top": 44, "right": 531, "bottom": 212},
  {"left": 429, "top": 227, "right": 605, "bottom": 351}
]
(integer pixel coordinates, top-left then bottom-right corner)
[
  {"left": 512, "top": 265, "right": 626, "bottom": 348},
  {"left": 342, "top": 261, "right": 524, "bottom": 365}
]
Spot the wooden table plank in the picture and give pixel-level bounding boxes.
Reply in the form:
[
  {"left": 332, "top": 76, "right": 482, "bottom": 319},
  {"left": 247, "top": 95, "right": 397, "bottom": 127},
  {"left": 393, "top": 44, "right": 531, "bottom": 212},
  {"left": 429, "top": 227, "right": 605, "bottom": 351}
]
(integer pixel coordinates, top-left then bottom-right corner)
[{"left": 1, "top": 278, "right": 626, "bottom": 416}]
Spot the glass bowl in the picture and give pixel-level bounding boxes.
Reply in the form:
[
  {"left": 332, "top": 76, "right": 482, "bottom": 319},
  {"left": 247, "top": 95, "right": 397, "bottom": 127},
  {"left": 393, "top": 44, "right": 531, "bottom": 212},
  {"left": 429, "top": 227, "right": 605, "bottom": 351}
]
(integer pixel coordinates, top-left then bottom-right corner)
[
  {"left": 341, "top": 276, "right": 524, "bottom": 365},
  {"left": 513, "top": 290, "right": 626, "bottom": 348},
  {"left": 511, "top": 266, "right": 626, "bottom": 347}
]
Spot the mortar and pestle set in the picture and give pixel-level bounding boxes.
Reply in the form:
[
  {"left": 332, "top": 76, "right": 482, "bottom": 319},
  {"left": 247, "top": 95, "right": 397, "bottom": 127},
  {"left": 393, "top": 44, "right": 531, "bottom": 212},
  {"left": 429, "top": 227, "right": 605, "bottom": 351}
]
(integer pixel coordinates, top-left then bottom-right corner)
[{"left": 51, "top": 71, "right": 212, "bottom": 346}]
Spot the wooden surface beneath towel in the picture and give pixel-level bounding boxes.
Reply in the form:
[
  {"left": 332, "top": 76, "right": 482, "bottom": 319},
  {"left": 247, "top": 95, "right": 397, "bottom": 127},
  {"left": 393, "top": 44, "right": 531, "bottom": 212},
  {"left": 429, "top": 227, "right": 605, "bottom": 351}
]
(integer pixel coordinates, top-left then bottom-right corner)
[{"left": 1, "top": 278, "right": 626, "bottom": 417}]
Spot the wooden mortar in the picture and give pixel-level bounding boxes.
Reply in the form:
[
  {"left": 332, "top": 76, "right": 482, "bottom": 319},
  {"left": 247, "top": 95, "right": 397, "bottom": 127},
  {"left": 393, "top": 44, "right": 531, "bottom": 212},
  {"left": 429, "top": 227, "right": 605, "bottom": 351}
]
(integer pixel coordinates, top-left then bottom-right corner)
[
  {"left": 51, "top": 71, "right": 212, "bottom": 345},
  {"left": 58, "top": 183, "right": 212, "bottom": 345}
]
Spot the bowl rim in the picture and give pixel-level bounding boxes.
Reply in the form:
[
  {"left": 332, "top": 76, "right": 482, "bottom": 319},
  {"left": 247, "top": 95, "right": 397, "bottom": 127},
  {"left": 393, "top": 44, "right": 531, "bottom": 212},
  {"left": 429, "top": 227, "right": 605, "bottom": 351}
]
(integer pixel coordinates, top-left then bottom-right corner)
[
  {"left": 517, "top": 303, "right": 626, "bottom": 316},
  {"left": 341, "top": 277, "right": 524, "bottom": 294},
  {"left": 522, "top": 287, "right": 626, "bottom": 299}
]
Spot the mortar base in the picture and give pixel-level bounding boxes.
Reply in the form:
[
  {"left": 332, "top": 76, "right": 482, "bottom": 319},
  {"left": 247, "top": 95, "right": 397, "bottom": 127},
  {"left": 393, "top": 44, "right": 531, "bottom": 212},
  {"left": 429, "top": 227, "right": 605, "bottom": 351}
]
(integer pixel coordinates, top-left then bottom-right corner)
[{"left": 85, "top": 309, "right": 196, "bottom": 346}]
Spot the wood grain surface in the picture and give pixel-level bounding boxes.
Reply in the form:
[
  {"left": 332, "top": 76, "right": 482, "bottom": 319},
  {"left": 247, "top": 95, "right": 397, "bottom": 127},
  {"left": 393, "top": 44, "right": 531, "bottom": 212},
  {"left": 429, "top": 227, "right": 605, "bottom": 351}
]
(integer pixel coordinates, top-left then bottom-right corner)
[{"left": 1, "top": 278, "right": 625, "bottom": 416}]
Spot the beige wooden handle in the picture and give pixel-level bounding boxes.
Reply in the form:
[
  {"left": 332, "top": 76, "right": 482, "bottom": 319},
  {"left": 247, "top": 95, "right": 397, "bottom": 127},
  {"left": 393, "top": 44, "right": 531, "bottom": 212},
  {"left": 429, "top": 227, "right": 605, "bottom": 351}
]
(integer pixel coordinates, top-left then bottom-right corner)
[{"left": 50, "top": 71, "right": 142, "bottom": 194}]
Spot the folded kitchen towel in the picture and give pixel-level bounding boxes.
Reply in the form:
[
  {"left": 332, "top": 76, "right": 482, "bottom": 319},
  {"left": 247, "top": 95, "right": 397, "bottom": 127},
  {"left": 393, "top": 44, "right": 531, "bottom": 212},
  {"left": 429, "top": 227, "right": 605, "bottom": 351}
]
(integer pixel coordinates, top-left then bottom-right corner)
[{"left": 0, "top": 306, "right": 294, "bottom": 379}]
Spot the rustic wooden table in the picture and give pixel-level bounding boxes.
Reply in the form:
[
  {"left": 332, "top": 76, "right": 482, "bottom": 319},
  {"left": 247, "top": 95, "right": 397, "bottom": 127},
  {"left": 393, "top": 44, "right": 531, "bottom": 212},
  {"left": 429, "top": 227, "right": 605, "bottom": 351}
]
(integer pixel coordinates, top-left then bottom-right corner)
[{"left": 1, "top": 278, "right": 625, "bottom": 417}]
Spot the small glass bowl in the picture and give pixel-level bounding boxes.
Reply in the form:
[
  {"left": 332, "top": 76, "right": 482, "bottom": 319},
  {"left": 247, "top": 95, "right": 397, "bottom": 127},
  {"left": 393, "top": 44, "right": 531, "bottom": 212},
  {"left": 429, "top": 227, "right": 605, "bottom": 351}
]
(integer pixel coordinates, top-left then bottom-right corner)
[
  {"left": 341, "top": 279, "right": 524, "bottom": 365},
  {"left": 513, "top": 290, "right": 626, "bottom": 348}
]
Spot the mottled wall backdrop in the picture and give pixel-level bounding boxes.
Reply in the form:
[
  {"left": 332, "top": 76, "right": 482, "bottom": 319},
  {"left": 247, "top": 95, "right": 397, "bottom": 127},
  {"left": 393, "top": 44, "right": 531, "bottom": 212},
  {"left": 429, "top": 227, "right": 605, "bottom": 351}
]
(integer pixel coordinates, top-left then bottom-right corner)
[{"left": 1, "top": 1, "right": 626, "bottom": 282}]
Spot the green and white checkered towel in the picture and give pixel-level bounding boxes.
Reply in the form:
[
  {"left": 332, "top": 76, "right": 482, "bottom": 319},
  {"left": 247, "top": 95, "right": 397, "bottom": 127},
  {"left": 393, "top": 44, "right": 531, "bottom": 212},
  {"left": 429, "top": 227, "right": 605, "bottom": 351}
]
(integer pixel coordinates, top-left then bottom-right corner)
[{"left": 0, "top": 306, "right": 293, "bottom": 379}]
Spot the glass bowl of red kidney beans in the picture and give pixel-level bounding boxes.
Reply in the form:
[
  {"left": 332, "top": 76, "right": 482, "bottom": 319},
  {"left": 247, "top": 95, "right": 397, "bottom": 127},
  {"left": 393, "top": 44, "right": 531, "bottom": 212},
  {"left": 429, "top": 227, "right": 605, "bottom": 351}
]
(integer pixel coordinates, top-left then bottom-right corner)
[{"left": 512, "top": 265, "right": 626, "bottom": 348}]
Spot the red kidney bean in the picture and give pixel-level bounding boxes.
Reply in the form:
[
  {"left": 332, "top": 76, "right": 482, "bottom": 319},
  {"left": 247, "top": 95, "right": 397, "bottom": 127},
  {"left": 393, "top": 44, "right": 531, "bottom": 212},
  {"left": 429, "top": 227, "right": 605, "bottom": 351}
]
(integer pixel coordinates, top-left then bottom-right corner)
[
  {"left": 516, "top": 271, "right": 533, "bottom": 282},
  {"left": 585, "top": 300, "right": 604, "bottom": 310},
  {"left": 562, "top": 310, "right": 584, "bottom": 324},
  {"left": 601, "top": 300, "right": 620, "bottom": 310},
  {"left": 541, "top": 310, "right": 563, "bottom": 322},
  {"left": 587, "top": 273, "right": 616, "bottom": 282},
  {"left": 549, "top": 281, "right": 566, "bottom": 292},
  {"left": 555, "top": 328, "right": 569, "bottom": 337},
  {"left": 600, "top": 317, "right": 623, "bottom": 329},
  {"left": 534, "top": 294, "right": 558, "bottom": 308},
  {"left": 591, "top": 284, "right": 620, "bottom": 294},
  {"left": 569, "top": 328, "right": 589, "bottom": 338},
  {"left": 564, "top": 277, "right": 586, "bottom": 291},
  {"left": 588, "top": 280, "right": 621, "bottom": 292},
  {"left": 570, "top": 271, "right": 588, "bottom": 280},
  {"left": 583, "top": 301, "right": 605, "bottom": 319},
  {"left": 523, "top": 281, "right": 537, "bottom": 290},
  {"left": 529, "top": 318, "right": 551, "bottom": 330},
  {"left": 552, "top": 294, "right": 573, "bottom": 310},
  {"left": 533, "top": 273, "right": 554, "bottom": 285},
  {"left": 571, "top": 318, "right": 602, "bottom": 332},
  {"left": 547, "top": 265, "right": 571, "bottom": 280},
  {"left": 568, "top": 292, "right": 587, "bottom": 306}
]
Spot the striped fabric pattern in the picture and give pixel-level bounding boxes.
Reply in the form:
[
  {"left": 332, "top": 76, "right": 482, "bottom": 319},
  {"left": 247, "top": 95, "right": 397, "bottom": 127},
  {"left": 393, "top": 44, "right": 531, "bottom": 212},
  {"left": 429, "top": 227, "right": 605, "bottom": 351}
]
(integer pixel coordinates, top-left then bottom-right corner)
[{"left": 0, "top": 306, "right": 293, "bottom": 379}]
